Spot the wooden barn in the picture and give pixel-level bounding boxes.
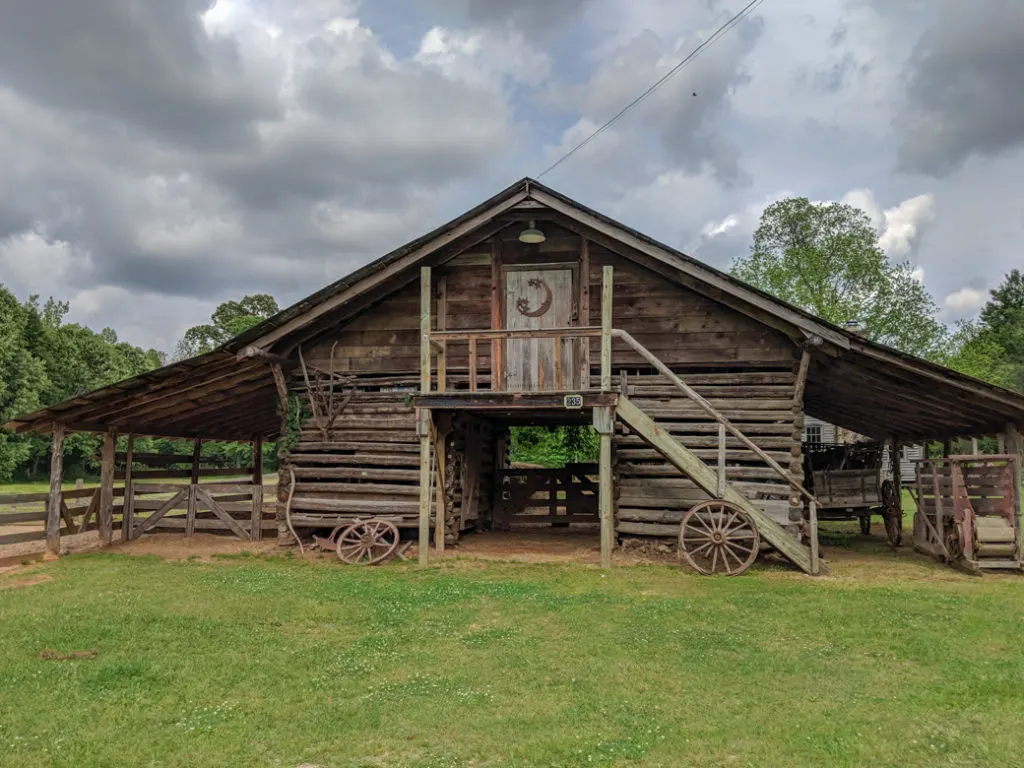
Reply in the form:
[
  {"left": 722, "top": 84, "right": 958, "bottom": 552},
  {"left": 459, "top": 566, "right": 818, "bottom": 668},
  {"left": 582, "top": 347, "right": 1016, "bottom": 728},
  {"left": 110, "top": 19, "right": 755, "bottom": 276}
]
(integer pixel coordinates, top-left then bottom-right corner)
[{"left": 8, "top": 178, "right": 1024, "bottom": 575}]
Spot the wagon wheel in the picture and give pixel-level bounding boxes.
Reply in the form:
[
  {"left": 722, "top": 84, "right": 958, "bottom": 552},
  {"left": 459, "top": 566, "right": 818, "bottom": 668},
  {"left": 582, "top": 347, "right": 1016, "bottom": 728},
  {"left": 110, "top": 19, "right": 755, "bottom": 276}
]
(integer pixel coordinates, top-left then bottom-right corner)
[
  {"left": 880, "top": 480, "right": 903, "bottom": 547},
  {"left": 678, "top": 500, "right": 760, "bottom": 576},
  {"left": 336, "top": 520, "right": 400, "bottom": 565},
  {"left": 859, "top": 515, "right": 872, "bottom": 535}
]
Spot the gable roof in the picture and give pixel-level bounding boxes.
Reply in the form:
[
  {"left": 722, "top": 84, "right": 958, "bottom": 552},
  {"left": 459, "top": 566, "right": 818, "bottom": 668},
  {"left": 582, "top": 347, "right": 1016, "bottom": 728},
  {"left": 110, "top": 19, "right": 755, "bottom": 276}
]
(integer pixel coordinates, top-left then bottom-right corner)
[{"left": 7, "top": 177, "right": 1024, "bottom": 442}]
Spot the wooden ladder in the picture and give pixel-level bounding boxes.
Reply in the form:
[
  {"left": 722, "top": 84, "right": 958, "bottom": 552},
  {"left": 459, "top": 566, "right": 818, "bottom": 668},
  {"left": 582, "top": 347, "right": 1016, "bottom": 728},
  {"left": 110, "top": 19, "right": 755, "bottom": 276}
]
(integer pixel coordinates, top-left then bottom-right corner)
[{"left": 616, "top": 394, "right": 818, "bottom": 575}]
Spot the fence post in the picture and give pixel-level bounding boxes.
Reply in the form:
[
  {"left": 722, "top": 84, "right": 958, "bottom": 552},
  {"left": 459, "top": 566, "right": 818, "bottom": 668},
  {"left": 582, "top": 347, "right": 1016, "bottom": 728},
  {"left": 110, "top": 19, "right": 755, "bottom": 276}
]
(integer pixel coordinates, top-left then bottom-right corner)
[
  {"left": 98, "top": 429, "right": 116, "bottom": 545},
  {"left": 46, "top": 424, "right": 66, "bottom": 554},
  {"left": 594, "top": 405, "right": 615, "bottom": 568},
  {"left": 250, "top": 484, "right": 263, "bottom": 542},
  {"left": 417, "top": 408, "right": 433, "bottom": 566}
]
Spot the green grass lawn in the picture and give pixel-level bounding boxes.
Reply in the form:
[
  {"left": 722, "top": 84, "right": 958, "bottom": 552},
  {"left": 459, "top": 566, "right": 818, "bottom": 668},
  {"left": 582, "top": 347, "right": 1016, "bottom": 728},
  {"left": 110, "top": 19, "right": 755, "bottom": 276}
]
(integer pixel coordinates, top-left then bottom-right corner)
[{"left": 1, "top": 550, "right": 1022, "bottom": 768}]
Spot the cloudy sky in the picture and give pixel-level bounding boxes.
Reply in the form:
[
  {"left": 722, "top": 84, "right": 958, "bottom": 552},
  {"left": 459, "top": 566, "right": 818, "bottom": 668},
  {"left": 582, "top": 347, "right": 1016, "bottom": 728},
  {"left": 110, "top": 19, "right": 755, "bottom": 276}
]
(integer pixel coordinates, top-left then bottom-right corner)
[{"left": 1, "top": 0, "right": 1022, "bottom": 352}]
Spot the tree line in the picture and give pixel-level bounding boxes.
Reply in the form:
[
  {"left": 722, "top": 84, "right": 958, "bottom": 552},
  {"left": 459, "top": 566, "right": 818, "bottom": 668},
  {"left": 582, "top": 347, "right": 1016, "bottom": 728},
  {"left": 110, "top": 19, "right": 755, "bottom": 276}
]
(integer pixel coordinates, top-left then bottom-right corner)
[
  {"left": 0, "top": 287, "right": 278, "bottom": 482},
  {"left": 1, "top": 196, "right": 1021, "bottom": 478}
]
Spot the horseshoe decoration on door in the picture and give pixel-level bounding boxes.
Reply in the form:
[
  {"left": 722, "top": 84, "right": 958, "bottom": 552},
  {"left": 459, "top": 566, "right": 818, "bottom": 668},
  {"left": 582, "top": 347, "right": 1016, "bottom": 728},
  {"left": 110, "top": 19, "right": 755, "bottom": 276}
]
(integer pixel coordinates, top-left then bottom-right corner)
[{"left": 516, "top": 278, "right": 553, "bottom": 318}]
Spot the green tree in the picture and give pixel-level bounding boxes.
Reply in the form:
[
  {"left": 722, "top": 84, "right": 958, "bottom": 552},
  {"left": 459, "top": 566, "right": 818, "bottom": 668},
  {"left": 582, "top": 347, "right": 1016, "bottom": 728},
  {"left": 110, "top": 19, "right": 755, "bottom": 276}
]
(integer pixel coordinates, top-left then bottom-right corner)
[
  {"left": 946, "top": 270, "right": 1024, "bottom": 391},
  {"left": 732, "top": 198, "right": 948, "bottom": 358},
  {"left": 979, "top": 269, "right": 1024, "bottom": 390},
  {"left": 176, "top": 294, "right": 279, "bottom": 359}
]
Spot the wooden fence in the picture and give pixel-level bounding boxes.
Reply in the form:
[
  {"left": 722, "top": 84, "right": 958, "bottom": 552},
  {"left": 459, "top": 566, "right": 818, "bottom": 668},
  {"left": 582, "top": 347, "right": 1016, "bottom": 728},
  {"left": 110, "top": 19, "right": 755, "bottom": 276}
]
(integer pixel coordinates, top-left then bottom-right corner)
[
  {"left": 0, "top": 482, "right": 276, "bottom": 550},
  {"left": 493, "top": 463, "right": 599, "bottom": 529},
  {"left": 0, "top": 486, "right": 125, "bottom": 547},
  {"left": 125, "top": 483, "right": 271, "bottom": 541}
]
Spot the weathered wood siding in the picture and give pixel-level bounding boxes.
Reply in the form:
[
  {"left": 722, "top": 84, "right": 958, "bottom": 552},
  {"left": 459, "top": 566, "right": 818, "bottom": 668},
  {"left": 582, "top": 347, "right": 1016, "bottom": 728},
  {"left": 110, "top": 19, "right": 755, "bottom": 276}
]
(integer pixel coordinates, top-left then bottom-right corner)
[
  {"left": 295, "top": 236, "right": 804, "bottom": 539},
  {"left": 585, "top": 248, "right": 804, "bottom": 535}
]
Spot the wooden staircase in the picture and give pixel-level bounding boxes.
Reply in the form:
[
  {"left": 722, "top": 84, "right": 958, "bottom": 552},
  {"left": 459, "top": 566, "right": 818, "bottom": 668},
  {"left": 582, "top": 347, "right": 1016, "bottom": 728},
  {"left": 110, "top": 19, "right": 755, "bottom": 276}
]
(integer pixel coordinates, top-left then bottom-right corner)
[{"left": 616, "top": 394, "right": 818, "bottom": 574}]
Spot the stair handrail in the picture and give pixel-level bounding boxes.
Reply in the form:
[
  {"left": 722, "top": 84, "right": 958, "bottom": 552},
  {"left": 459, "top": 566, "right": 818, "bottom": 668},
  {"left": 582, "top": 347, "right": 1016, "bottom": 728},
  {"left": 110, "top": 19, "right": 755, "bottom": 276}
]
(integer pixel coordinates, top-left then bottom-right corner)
[{"left": 611, "top": 329, "right": 817, "bottom": 505}]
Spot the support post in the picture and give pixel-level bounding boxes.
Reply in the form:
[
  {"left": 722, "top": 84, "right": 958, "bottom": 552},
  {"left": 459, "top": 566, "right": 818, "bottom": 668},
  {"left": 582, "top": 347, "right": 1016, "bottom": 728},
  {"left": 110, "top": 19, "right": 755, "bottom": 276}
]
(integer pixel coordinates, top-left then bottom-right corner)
[
  {"left": 420, "top": 266, "right": 432, "bottom": 394},
  {"left": 98, "top": 428, "right": 116, "bottom": 545},
  {"left": 250, "top": 484, "right": 263, "bottom": 542},
  {"left": 121, "top": 434, "right": 135, "bottom": 541},
  {"left": 890, "top": 437, "right": 902, "bottom": 516},
  {"left": 190, "top": 438, "right": 202, "bottom": 485},
  {"left": 809, "top": 500, "right": 819, "bottom": 575},
  {"left": 600, "top": 265, "right": 613, "bottom": 393},
  {"left": 417, "top": 408, "right": 432, "bottom": 566},
  {"left": 468, "top": 338, "right": 478, "bottom": 392},
  {"left": 594, "top": 405, "right": 615, "bottom": 568},
  {"left": 252, "top": 437, "right": 263, "bottom": 486},
  {"left": 46, "top": 423, "right": 66, "bottom": 554}
]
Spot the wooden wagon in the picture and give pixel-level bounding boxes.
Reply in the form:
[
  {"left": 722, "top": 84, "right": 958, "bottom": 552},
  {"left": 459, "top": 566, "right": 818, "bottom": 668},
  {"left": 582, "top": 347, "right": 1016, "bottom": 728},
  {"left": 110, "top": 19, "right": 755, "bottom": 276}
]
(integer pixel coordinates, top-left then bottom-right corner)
[{"left": 804, "top": 442, "right": 902, "bottom": 545}]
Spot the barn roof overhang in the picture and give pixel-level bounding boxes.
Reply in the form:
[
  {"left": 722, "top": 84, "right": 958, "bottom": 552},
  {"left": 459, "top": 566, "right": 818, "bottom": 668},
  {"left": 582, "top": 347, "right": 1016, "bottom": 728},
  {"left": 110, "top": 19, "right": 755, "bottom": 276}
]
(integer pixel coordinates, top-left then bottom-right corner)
[{"left": 8, "top": 177, "right": 1024, "bottom": 443}]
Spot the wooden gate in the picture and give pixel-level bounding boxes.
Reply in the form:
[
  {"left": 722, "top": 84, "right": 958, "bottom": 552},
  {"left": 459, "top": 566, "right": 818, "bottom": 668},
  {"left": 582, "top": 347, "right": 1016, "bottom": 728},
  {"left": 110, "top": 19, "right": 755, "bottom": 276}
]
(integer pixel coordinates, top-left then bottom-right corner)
[
  {"left": 494, "top": 463, "right": 599, "bottom": 529},
  {"left": 125, "top": 483, "right": 266, "bottom": 541},
  {"left": 505, "top": 266, "right": 577, "bottom": 391}
]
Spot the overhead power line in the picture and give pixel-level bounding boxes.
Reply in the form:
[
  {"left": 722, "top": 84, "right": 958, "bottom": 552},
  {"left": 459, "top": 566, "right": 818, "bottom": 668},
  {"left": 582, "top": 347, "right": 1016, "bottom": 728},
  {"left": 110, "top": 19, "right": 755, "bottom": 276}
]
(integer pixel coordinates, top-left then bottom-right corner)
[{"left": 536, "top": 0, "right": 766, "bottom": 179}]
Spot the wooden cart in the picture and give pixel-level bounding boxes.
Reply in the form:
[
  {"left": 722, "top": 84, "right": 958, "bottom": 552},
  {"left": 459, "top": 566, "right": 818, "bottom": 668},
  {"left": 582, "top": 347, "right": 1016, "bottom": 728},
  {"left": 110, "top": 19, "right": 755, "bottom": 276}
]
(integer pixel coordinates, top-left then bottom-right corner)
[{"left": 804, "top": 442, "right": 902, "bottom": 545}]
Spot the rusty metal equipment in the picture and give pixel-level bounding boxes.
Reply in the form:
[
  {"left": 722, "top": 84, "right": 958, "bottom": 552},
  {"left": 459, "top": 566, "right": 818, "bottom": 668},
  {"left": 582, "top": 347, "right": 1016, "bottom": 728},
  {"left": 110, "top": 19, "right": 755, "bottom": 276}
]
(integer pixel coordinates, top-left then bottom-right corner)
[
  {"left": 804, "top": 442, "right": 902, "bottom": 546},
  {"left": 312, "top": 518, "right": 404, "bottom": 565},
  {"left": 678, "top": 500, "right": 760, "bottom": 576},
  {"left": 910, "top": 456, "right": 1022, "bottom": 572}
]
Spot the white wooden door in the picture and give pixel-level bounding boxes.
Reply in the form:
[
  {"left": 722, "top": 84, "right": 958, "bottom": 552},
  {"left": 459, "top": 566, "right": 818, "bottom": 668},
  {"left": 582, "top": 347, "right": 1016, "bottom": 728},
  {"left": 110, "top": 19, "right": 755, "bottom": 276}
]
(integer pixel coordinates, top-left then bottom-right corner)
[{"left": 505, "top": 267, "right": 575, "bottom": 392}]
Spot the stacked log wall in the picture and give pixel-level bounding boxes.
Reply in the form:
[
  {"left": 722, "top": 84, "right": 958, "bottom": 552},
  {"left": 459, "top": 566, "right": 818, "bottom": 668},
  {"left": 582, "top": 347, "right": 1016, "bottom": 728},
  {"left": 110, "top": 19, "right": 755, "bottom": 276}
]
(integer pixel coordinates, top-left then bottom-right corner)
[{"left": 587, "top": 247, "right": 804, "bottom": 537}]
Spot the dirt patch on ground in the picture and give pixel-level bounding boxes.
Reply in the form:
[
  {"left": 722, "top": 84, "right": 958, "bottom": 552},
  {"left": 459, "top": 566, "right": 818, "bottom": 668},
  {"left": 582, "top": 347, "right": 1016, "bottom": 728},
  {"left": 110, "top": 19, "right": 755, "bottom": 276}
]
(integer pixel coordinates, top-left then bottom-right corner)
[
  {"left": 442, "top": 528, "right": 677, "bottom": 566},
  {"left": 110, "top": 533, "right": 281, "bottom": 561},
  {"left": 0, "top": 572, "right": 54, "bottom": 589}
]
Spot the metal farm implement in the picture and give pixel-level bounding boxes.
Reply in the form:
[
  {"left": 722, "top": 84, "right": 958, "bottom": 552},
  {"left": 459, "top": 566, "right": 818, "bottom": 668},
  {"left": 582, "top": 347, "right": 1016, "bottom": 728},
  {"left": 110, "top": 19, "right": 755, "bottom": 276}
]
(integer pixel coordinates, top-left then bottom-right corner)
[
  {"left": 311, "top": 518, "right": 411, "bottom": 565},
  {"left": 910, "top": 456, "right": 1022, "bottom": 573}
]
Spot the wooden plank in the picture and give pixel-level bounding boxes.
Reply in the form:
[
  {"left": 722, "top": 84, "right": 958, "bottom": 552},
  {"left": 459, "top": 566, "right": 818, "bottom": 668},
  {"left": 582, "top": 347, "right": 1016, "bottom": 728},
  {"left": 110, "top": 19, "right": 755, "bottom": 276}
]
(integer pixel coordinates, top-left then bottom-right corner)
[
  {"left": 186, "top": 484, "right": 197, "bottom": 537},
  {"left": 76, "top": 488, "right": 100, "bottom": 534},
  {"left": 0, "top": 511, "right": 48, "bottom": 524},
  {"left": 469, "top": 338, "right": 478, "bottom": 392},
  {"left": 250, "top": 484, "right": 263, "bottom": 542},
  {"left": 716, "top": 423, "right": 727, "bottom": 498},
  {"left": 0, "top": 530, "right": 47, "bottom": 545},
  {"left": 600, "top": 265, "right": 613, "bottom": 392},
  {"left": 421, "top": 266, "right": 432, "bottom": 394},
  {"left": 46, "top": 423, "right": 65, "bottom": 554},
  {"left": 98, "top": 430, "right": 116, "bottom": 544},
  {"left": 616, "top": 394, "right": 815, "bottom": 573}
]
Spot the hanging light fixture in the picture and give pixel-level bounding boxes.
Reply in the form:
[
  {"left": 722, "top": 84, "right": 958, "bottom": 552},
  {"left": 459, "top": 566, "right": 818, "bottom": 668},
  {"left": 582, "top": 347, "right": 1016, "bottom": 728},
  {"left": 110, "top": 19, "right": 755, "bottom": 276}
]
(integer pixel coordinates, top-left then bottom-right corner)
[{"left": 518, "top": 219, "right": 546, "bottom": 244}]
